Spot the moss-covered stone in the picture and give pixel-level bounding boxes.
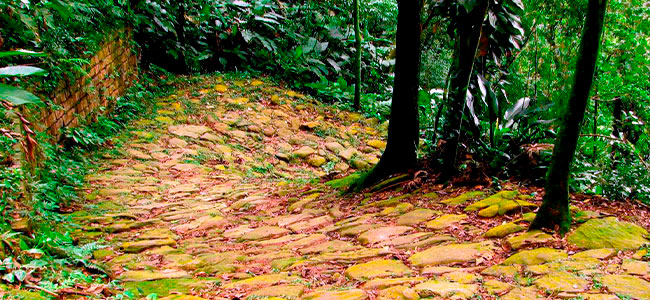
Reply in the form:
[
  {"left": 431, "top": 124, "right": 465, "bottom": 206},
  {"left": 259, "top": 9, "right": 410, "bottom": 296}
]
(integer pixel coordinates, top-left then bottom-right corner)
[
  {"left": 484, "top": 222, "right": 525, "bottom": 238},
  {"left": 222, "top": 273, "right": 302, "bottom": 289},
  {"left": 124, "top": 278, "right": 218, "bottom": 297},
  {"left": 345, "top": 259, "right": 413, "bottom": 280},
  {"left": 408, "top": 241, "right": 495, "bottom": 267},
  {"left": 93, "top": 248, "right": 115, "bottom": 260},
  {"left": 414, "top": 280, "right": 479, "bottom": 298},
  {"left": 380, "top": 203, "right": 414, "bottom": 216},
  {"left": 601, "top": 274, "right": 650, "bottom": 300},
  {"left": 328, "top": 174, "right": 364, "bottom": 191},
  {"left": 121, "top": 238, "right": 176, "bottom": 253},
  {"left": 239, "top": 226, "right": 289, "bottom": 241},
  {"left": 483, "top": 279, "right": 512, "bottom": 295},
  {"left": 442, "top": 271, "right": 482, "bottom": 284},
  {"left": 571, "top": 248, "right": 616, "bottom": 260},
  {"left": 441, "top": 191, "right": 484, "bottom": 206},
  {"left": 396, "top": 209, "right": 438, "bottom": 226},
  {"left": 358, "top": 226, "right": 412, "bottom": 245},
  {"left": 361, "top": 277, "right": 427, "bottom": 289},
  {"left": 506, "top": 230, "right": 553, "bottom": 249},
  {"left": 271, "top": 257, "right": 301, "bottom": 270},
  {"left": 377, "top": 286, "right": 420, "bottom": 300},
  {"left": 534, "top": 271, "right": 589, "bottom": 292},
  {"left": 481, "top": 265, "right": 519, "bottom": 278},
  {"left": 303, "top": 289, "right": 368, "bottom": 300},
  {"left": 465, "top": 190, "right": 536, "bottom": 217},
  {"left": 621, "top": 259, "right": 650, "bottom": 276},
  {"left": 119, "top": 269, "right": 192, "bottom": 282},
  {"left": 501, "top": 286, "right": 540, "bottom": 300},
  {"left": 425, "top": 214, "right": 467, "bottom": 230},
  {"left": 248, "top": 284, "right": 305, "bottom": 299},
  {"left": 567, "top": 217, "right": 649, "bottom": 250},
  {"left": 502, "top": 248, "right": 567, "bottom": 266}
]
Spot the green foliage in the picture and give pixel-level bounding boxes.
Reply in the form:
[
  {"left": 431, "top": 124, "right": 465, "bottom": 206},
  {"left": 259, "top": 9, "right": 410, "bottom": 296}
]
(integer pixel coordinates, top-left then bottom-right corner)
[
  {"left": 0, "top": 69, "right": 174, "bottom": 295},
  {"left": 0, "top": 0, "right": 131, "bottom": 94}
]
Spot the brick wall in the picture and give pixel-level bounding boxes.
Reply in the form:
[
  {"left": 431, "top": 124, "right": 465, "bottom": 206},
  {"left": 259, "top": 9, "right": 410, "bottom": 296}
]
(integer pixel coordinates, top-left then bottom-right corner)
[{"left": 41, "top": 28, "right": 138, "bottom": 135}]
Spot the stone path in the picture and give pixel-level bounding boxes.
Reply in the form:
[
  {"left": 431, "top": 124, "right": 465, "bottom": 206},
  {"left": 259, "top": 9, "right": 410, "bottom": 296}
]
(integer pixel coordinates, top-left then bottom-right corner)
[{"left": 72, "top": 76, "right": 650, "bottom": 300}]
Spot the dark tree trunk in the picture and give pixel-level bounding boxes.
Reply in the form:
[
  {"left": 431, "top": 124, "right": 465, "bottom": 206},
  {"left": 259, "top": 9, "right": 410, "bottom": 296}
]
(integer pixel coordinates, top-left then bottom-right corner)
[
  {"left": 353, "top": 0, "right": 362, "bottom": 111},
  {"left": 530, "top": 0, "right": 608, "bottom": 234},
  {"left": 175, "top": 2, "right": 188, "bottom": 73},
  {"left": 440, "top": 1, "right": 489, "bottom": 176},
  {"left": 351, "top": 0, "right": 423, "bottom": 190}
]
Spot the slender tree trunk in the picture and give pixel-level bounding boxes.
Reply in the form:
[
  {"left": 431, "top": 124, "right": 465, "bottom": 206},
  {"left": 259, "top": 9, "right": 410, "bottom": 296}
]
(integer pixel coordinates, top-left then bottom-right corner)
[
  {"left": 353, "top": 0, "right": 362, "bottom": 111},
  {"left": 175, "top": 2, "right": 188, "bottom": 73},
  {"left": 351, "top": 0, "right": 423, "bottom": 190},
  {"left": 440, "top": 1, "right": 489, "bottom": 176},
  {"left": 611, "top": 96, "right": 622, "bottom": 166},
  {"left": 530, "top": 0, "right": 608, "bottom": 234}
]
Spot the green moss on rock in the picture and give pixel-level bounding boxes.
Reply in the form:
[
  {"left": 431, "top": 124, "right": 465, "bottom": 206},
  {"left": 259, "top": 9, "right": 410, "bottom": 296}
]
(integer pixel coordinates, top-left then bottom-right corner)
[{"left": 567, "top": 217, "right": 649, "bottom": 250}]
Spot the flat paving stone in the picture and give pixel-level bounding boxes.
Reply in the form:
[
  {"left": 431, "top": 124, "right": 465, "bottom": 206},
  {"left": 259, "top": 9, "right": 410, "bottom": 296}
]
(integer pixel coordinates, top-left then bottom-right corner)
[
  {"left": 409, "top": 241, "right": 495, "bottom": 267},
  {"left": 358, "top": 226, "right": 412, "bottom": 245},
  {"left": 239, "top": 226, "right": 289, "bottom": 241},
  {"left": 345, "top": 259, "right": 412, "bottom": 280}
]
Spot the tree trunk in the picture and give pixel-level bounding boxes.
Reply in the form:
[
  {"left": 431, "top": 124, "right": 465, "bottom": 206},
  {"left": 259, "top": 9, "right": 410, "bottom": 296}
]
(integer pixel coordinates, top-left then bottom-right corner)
[
  {"left": 174, "top": 2, "right": 188, "bottom": 73},
  {"left": 353, "top": 0, "right": 362, "bottom": 111},
  {"left": 440, "top": 1, "right": 489, "bottom": 177},
  {"left": 530, "top": 0, "right": 608, "bottom": 234},
  {"left": 351, "top": 0, "right": 423, "bottom": 190}
]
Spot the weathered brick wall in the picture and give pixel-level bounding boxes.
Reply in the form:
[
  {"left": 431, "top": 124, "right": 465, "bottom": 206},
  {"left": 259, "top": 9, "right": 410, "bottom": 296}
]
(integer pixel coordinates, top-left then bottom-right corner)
[{"left": 42, "top": 28, "right": 138, "bottom": 135}]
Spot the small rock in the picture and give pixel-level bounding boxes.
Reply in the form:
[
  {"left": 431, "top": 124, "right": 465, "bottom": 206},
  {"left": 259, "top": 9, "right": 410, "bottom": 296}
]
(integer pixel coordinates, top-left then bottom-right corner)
[
  {"left": 307, "top": 155, "right": 327, "bottom": 167},
  {"left": 293, "top": 146, "right": 316, "bottom": 158}
]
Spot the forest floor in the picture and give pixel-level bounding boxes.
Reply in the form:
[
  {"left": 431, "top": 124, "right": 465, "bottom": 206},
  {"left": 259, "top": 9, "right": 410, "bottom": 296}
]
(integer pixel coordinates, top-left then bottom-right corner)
[{"left": 66, "top": 75, "right": 650, "bottom": 300}]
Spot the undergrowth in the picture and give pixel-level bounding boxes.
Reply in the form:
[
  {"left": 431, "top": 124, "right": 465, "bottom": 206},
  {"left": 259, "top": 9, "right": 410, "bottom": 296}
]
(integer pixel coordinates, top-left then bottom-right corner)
[{"left": 0, "top": 67, "right": 177, "bottom": 298}]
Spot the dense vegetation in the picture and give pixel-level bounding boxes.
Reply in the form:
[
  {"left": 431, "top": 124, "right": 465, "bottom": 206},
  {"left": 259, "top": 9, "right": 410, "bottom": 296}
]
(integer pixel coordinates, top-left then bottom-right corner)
[{"left": 0, "top": 0, "right": 649, "bottom": 297}]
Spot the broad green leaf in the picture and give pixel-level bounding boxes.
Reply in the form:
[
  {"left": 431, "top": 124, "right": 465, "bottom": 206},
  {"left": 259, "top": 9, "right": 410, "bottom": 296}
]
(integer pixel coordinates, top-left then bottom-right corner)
[
  {"left": 0, "top": 66, "right": 48, "bottom": 78},
  {"left": 0, "top": 50, "right": 46, "bottom": 58},
  {"left": 0, "top": 84, "right": 43, "bottom": 105},
  {"left": 13, "top": 270, "right": 26, "bottom": 282},
  {"left": 459, "top": 0, "right": 477, "bottom": 13},
  {"left": 303, "top": 37, "right": 318, "bottom": 54}
]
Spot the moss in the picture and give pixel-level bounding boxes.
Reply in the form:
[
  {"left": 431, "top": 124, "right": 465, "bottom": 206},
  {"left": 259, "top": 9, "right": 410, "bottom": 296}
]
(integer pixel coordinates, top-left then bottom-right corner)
[
  {"left": 93, "top": 248, "right": 114, "bottom": 260},
  {"left": 567, "top": 217, "right": 649, "bottom": 250},
  {"left": 601, "top": 274, "right": 650, "bottom": 300},
  {"left": 303, "top": 289, "right": 368, "bottom": 300},
  {"left": 425, "top": 214, "right": 467, "bottom": 230},
  {"left": 369, "top": 173, "right": 409, "bottom": 191},
  {"left": 414, "top": 280, "right": 479, "bottom": 298},
  {"left": 325, "top": 172, "right": 363, "bottom": 190},
  {"left": 441, "top": 191, "right": 484, "bottom": 206},
  {"left": 408, "top": 242, "right": 494, "bottom": 266},
  {"left": 345, "top": 259, "right": 413, "bottom": 280},
  {"left": 484, "top": 222, "right": 525, "bottom": 238},
  {"left": 534, "top": 271, "right": 589, "bottom": 292},
  {"left": 222, "top": 273, "right": 302, "bottom": 289},
  {"left": 124, "top": 278, "right": 219, "bottom": 298},
  {"left": 502, "top": 248, "right": 567, "bottom": 266}
]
